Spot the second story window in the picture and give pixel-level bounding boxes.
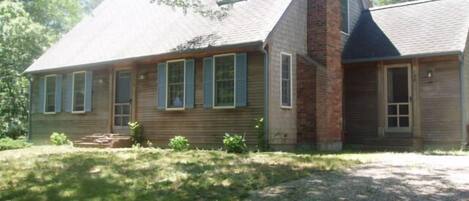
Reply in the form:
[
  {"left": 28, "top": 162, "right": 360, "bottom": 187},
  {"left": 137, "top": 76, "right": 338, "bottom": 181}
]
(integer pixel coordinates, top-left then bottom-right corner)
[{"left": 341, "top": 0, "right": 350, "bottom": 34}]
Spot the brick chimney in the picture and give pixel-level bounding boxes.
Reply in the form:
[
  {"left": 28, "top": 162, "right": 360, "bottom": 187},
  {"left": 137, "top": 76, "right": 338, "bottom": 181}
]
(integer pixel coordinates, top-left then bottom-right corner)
[{"left": 307, "top": 0, "right": 343, "bottom": 151}]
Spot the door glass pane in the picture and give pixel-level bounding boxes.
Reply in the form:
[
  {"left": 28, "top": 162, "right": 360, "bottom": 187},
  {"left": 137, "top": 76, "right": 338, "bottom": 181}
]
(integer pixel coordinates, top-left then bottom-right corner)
[
  {"left": 388, "top": 105, "right": 397, "bottom": 115},
  {"left": 114, "top": 117, "right": 121, "bottom": 127},
  {"left": 116, "top": 71, "right": 131, "bottom": 103},
  {"left": 399, "top": 105, "right": 409, "bottom": 115},
  {"left": 388, "top": 117, "right": 398, "bottom": 128},
  {"left": 400, "top": 117, "right": 409, "bottom": 127},
  {"left": 387, "top": 67, "right": 408, "bottom": 103}
]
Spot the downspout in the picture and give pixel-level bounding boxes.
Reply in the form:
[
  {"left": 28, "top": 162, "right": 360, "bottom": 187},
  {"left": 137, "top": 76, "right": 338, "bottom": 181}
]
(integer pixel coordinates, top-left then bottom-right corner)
[
  {"left": 262, "top": 47, "right": 270, "bottom": 147},
  {"left": 27, "top": 75, "right": 33, "bottom": 141},
  {"left": 460, "top": 52, "right": 468, "bottom": 149}
]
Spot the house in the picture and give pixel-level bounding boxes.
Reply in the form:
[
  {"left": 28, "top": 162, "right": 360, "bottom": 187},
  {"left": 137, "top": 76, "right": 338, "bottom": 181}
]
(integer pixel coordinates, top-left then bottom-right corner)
[{"left": 24, "top": 0, "right": 469, "bottom": 150}]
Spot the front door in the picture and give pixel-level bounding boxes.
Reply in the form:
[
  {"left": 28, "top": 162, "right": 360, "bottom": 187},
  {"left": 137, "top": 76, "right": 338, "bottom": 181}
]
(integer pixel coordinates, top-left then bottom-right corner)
[
  {"left": 385, "top": 65, "right": 412, "bottom": 132},
  {"left": 113, "top": 70, "right": 132, "bottom": 132}
]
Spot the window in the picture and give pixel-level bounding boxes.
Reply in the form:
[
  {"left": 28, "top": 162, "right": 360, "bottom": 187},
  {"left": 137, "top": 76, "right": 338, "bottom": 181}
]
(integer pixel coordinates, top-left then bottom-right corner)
[
  {"left": 44, "top": 75, "right": 56, "bottom": 113},
  {"left": 281, "top": 53, "right": 292, "bottom": 108},
  {"left": 72, "top": 72, "right": 86, "bottom": 113},
  {"left": 167, "top": 60, "right": 185, "bottom": 109},
  {"left": 341, "top": 0, "right": 349, "bottom": 33},
  {"left": 214, "top": 54, "right": 235, "bottom": 108}
]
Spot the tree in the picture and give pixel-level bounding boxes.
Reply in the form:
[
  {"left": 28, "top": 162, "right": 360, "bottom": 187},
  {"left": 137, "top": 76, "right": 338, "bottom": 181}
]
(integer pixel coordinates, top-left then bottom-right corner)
[
  {"left": 0, "top": 0, "right": 101, "bottom": 139},
  {"left": 0, "top": 1, "right": 49, "bottom": 138},
  {"left": 373, "top": 0, "right": 417, "bottom": 6}
]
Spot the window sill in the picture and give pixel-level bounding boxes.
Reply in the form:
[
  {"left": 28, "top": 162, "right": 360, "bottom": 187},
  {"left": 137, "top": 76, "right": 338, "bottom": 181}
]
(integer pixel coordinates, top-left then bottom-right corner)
[
  {"left": 71, "top": 111, "right": 86, "bottom": 114},
  {"left": 43, "top": 112, "right": 56, "bottom": 115},
  {"left": 341, "top": 31, "right": 350, "bottom": 36},
  {"left": 165, "top": 107, "right": 185, "bottom": 111},
  {"left": 281, "top": 105, "right": 292, "bottom": 110},
  {"left": 213, "top": 106, "right": 236, "bottom": 109}
]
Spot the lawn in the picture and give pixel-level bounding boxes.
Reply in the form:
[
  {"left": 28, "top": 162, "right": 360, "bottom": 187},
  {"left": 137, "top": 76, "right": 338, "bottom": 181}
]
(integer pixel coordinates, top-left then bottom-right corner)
[{"left": 0, "top": 146, "right": 362, "bottom": 201}]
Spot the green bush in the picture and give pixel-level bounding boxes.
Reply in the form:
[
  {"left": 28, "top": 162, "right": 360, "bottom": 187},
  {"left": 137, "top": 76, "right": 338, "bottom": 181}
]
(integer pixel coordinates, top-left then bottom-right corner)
[
  {"left": 223, "top": 133, "right": 247, "bottom": 153},
  {"left": 168, "top": 136, "right": 190, "bottom": 151},
  {"left": 0, "top": 137, "right": 31, "bottom": 151},
  {"left": 50, "top": 132, "right": 71, "bottom": 145},
  {"left": 128, "top": 121, "right": 143, "bottom": 145}
]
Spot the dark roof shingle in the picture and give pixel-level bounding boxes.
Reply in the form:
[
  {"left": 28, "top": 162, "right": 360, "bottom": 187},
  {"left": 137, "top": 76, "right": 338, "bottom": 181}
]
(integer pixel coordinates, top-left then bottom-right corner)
[{"left": 343, "top": 0, "right": 469, "bottom": 62}]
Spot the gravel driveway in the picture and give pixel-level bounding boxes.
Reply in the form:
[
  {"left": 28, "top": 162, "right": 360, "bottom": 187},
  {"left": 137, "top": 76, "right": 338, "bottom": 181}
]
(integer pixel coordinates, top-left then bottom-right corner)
[{"left": 248, "top": 154, "right": 469, "bottom": 201}]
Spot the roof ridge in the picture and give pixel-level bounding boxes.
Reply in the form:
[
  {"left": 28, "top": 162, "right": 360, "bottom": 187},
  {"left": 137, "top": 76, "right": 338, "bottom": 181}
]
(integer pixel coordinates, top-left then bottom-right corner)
[{"left": 369, "top": 0, "right": 441, "bottom": 11}]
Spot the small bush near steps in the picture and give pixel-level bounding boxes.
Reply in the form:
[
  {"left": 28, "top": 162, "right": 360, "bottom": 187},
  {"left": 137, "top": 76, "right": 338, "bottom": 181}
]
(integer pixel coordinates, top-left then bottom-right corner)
[
  {"left": 50, "top": 132, "right": 71, "bottom": 145},
  {"left": 128, "top": 121, "right": 143, "bottom": 145},
  {"left": 223, "top": 133, "right": 247, "bottom": 153},
  {"left": 0, "top": 137, "right": 31, "bottom": 151},
  {"left": 168, "top": 136, "right": 190, "bottom": 151}
]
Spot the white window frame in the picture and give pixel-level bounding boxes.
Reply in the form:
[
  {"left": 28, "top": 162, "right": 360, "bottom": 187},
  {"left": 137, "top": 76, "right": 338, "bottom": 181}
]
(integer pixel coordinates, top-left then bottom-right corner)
[
  {"left": 384, "top": 63, "right": 412, "bottom": 133},
  {"left": 44, "top": 74, "right": 57, "bottom": 114},
  {"left": 280, "top": 52, "right": 293, "bottom": 109},
  {"left": 341, "top": 0, "right": 350, "bottom": 35},
  {"left": 71, "top": 71, "right": 87, "bottom": 114},
  {"left": 165, "top": 59, "right": 186, "bottom": 111},
  {"left": 213, "top": 53, "right": 236, "bottom": 109}
]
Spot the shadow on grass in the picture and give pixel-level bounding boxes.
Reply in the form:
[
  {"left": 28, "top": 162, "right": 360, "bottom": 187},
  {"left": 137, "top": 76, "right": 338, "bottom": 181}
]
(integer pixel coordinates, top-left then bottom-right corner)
[{"left": 0, "top": 150, "right": 356, "bottom": 201}]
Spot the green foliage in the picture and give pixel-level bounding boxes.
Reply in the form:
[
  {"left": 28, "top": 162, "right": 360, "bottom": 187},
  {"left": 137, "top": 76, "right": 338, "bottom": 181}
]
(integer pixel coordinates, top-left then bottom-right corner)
[
  {"left": 128, "top": 121, "right": 143, "bottom": 145},
  {"left": 255, "top": 117, "right": 268, "bottom": 151},
  {"left": 372, "top": 0, "right": 416, "bottom": 6},
  {"left": 50, "top": 132, "right": 71, "bottom": 145},
  {"left": 168, "top": 136, "right": 190, "bottom": 151},
  {"left": 223, "top": 133, "right": 247, "bottom": 153},
  {"left": 0, "top": 0, "right": 102, "bottom": 139},
  {"left": 0, "top": 136, "right": 31, "bottom": 151}
]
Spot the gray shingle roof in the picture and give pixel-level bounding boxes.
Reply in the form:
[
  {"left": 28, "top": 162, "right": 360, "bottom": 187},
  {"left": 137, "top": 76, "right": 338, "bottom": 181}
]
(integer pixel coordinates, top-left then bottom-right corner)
[
  {"left": 343, "top": 0, "right": 469, "bottom": 62},
  {"left": 25, "top": 0, "right": 292, "bottom": 73}
]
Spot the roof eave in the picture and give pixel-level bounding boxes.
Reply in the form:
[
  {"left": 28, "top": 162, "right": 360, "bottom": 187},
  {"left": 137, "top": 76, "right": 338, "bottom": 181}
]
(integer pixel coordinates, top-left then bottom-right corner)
[
  {"left": 24, "top": 41, "right": 264, "bottom": 74},
  {"left": 342, "top": 50, "right": 463, "bottom": 64}
]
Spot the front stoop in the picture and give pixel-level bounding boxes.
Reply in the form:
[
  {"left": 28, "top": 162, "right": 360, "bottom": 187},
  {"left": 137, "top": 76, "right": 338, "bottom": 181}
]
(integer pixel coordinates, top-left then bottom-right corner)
[
  {"left": 348, "top": 137, "right": 423, "bottom": 151},
  {"left": 74, "top": 133, "right": 132, "bottom": 148}
]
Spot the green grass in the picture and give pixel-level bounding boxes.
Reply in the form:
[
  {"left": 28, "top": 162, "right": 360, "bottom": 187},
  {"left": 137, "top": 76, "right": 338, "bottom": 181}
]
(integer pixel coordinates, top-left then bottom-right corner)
[{"left": 0, "top": 146, "right": 361, "bottom": 201}]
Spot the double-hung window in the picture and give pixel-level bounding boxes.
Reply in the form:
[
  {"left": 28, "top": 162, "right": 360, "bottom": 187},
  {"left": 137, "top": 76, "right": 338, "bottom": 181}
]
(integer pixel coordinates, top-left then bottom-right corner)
[
  {"left": 281, "top": 53, "right": 292, "bottom": 108},
  {"left": 72, "top": 71, "right": 86, "bottom": 113},
  {"left": 44, "top": 75, "right": 57, "bottom": 113},
  {"left": 341, "top": 0, "right": 350, "bottom": 34},
  {"left": 214, "top": 54, "right": 235, "bottom": 108},
  {"left": 167, "top": 60, "right": 185, "bottom": 109}
]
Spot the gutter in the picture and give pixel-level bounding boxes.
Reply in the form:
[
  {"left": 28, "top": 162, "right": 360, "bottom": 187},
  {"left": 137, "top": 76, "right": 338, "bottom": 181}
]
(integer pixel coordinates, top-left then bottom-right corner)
[
  {"left": 460, "top": 52, "right": 468, "bottom": 149},
  {"left": 27, "top": 76, "right": 33, "bottom": 141},
  {"left": 343, "top": 51, "right": 462, "bottom": 64},
  {"left": 262, "top": 47, "right": 270, "bottom": 147}
]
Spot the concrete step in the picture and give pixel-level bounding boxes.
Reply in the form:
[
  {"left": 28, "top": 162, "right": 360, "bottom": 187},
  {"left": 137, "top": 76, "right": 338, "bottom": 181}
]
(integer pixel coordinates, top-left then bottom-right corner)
[{"left": 73, "top": 133, "right": 132, "bottom": 148}]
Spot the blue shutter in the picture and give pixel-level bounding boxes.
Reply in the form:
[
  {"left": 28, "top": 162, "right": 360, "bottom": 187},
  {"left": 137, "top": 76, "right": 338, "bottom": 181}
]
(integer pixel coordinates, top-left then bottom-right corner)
[
  {"left": 38, "top": 77, "right": 45, "bottom": 113},
  {"left": 64, "top": 73, "right": 73, "bottom": 112},
  {"left": 203, "top": 57, "right": 213, "bottom": 108},
  {"left": 84, "top": 71, "right": 93, "bottom": 112},
  {"left": 185, "top": 59, "right": 195, "bottom": 109},
  {"left": 236, "top": 53, "right": 248, "bottom": 107},
  {"left": 55, "top": 75, "right": 63, "bottom": 112},
  {"left": 157, "top": 63, "right": 166, "bottom": 110}
]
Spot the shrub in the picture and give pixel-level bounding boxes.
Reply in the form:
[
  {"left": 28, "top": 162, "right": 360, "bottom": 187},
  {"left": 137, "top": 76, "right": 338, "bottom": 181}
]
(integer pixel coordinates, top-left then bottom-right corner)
[
  {"left": 0, "top": 137, "right": 31, "bottom": 151},
  {"left": 168, "top": 136, "right": 190, "bottom": 151},
  {"left": 50, "top": 132, "right": 71, "bottom": 145},
  {"left": 255, "top": 117, "right": 268, "bottom": 151},
  {"left": 128, "top": 121, "right": 143, "bottom": 145},
  {"left": 223, "top": 133, "right": 247, "bottom": 153}
]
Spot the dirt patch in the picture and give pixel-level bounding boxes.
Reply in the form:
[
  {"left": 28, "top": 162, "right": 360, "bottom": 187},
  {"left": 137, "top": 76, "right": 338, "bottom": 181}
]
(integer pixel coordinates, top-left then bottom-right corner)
[{"left": 248, "top": 154, "right": 469, "bottom": 201}]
